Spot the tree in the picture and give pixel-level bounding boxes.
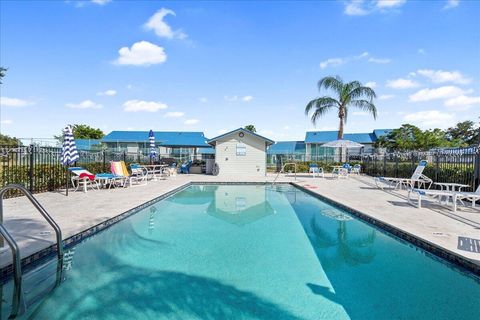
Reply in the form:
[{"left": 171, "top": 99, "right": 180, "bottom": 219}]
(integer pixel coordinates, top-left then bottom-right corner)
[
  {"left": 244, "top": 125, "right": 256, "bottom": 133},
  {"left": 446, "top": 120, "right": 478, "bottom": 146},
  {"left": 0, "top": 133, "right": 21, "bottom": 146},
  {"left": 305, "top": 76, "right": 377, "bottom": 139},
  {"left": 0, "top": 67, "right": 6, "bottom": 84},
  {"left": 55, "top": 124, "right": 105, "bottom": 142}
]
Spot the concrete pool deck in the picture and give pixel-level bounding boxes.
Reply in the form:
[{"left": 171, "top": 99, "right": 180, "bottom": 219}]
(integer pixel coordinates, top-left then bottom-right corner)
[{"left": 1, "top": 173, "right": 479, "bottom": 274}]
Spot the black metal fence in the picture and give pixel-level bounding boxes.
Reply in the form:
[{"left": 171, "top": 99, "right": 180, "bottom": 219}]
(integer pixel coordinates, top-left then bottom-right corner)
[
  {"left": 0, "top": 145, "right": 182, "bottom": 197},
  {"left": 359, "top": 146, "right": 479, "bottom": 191}
]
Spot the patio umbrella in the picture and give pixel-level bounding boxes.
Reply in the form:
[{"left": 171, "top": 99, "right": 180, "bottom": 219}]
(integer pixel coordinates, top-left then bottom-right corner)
[
  {"left": 322, "top": 139, "right": 364, "bottom": 148},
  {"left": 322, "top": 139, "right": 364, "bottom": 162},
  {"left": 149, "top": 129, "right": 157, "bottom": 162},
  {"left": 61, "top": 125, "right": 79, "bottom": 195}
]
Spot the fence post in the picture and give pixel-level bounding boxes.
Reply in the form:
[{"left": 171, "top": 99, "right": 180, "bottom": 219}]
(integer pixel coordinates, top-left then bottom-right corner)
[
  {"left": 395, "top": 153, "right": 399, "bottom": 178},
  {"left": 103, "top": 150, "right": 106, "bottom": 172},
  {"left": 474, "top": 147, "right": 480, "bottom": 190},
  {"left": 123, "top": 150, "right": 127, "bottom": 163},
  {"left": 434, "top": 153, "right": 439, "bottom": 183},
  {"left": 29, "top": 144, "right": 34, "bottom": 193},
  {"left": 383, "top": 155, "right": 387, "bottom": 177}
]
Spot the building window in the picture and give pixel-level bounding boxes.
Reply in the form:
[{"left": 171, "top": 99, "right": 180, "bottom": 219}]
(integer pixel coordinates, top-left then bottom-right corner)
[{"left": 236, "top": 143, "right": 246, "bottom": 156}]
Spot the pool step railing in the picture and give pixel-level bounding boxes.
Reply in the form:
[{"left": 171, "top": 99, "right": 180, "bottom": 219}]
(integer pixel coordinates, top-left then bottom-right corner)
[
  {"left": 0, "top": 184, "right": 64, "bottom": 319},
  {"left": 271, "top": 163, "right": 297, "bottom": 185}
]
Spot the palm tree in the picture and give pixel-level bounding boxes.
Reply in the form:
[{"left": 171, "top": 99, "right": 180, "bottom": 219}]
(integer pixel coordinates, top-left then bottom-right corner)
[
  {"left": 305, "top": 76, "right": 377, "bottom": 139},
  {"left": 244, "top": 125, "right": 256, "bottom": 133}
]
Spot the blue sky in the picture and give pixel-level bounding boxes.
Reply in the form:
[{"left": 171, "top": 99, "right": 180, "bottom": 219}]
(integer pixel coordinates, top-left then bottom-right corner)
[{"left": 1, "top": 0, "right": 479, "bottom": 141}]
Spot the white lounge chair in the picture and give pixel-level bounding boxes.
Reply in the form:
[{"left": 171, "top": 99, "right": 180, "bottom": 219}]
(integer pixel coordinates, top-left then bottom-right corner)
[
  {"left": 309, "top": 164, "right": 324, "bottom": 178},
  {"left": 68, "top": 167, "right": 99, "bottom": 192},
  {"left": 333, "top": 168, "right": 349, "bottom": 179},
  {"left": 375, "top": 160, "right": 432, "bottom": 190},
  {"left": 453, "top": 185, "right": 480, "bottom": 212}
]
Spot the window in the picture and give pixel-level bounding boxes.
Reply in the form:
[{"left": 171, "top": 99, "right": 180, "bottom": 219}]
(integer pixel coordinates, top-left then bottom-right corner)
[{"left": 236, "top": 143, "right": 246, "bottom": 156}]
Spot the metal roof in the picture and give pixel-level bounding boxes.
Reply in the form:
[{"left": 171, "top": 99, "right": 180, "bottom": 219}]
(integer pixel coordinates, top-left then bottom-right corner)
[
  {"left": 208, "top": 128, "right": 275, "bottom": 146},
  {"left": 102, "top": 131, "right": 210, "bottom": 147},
  {"left": 267, "top": 141, "right": 306, "bottom": 155},
  {"left": 305, "top": 130, "right": 391, "bottom": 144}
]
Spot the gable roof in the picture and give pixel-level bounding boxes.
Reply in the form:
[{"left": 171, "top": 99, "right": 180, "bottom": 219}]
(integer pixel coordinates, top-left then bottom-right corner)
[
  {"left": 208, "top": 128, "right": 275, "bottom": 146},
  {"left": 305, "top": 130, "right": 392, "bottom": 144},
  {"left": 267, "top": 141, "right": 306, "bottom": 155},
  {"left": 102, "top": 131, "right": 210, "bottom": 147}
]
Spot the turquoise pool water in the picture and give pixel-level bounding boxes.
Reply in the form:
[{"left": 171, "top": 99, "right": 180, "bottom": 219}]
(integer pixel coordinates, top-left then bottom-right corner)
[{"left": 1, "top": 184, "right": 479, "bottom": 319}]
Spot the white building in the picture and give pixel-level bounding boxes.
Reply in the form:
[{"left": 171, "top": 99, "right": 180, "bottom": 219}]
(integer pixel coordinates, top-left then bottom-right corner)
[{"left": 208, "top": 128, "right": 274, "bottom": 177}]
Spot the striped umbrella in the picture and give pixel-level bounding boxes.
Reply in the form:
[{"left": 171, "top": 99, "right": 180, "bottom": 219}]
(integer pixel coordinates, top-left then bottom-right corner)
[
  {"left": 61, "top": 125, "right": 79, "bottom": 166},
  {"left": 149, "top": 130, "right": 157, "bottom": 159}
]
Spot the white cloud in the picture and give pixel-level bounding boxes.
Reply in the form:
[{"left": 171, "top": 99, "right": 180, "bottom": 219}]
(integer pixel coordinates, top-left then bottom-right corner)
[
  {"left": 418, "top": 48, "right": 427, "bottom": 55},
  {"left": 444, "top": 0, "right": 460, "bottom": 10},
  {"left": 184, "top": 119, "right": 199, "bottom": 125},
  {"left": 65, "top": 100, "right": 102, "bottom": 109},
  {"left": 320, "top": 58, "right": 346, "bottom": 69},
  {"left": 242, "top": 95, "right": 254, "bottom": 102},
  {"left": 0, "top": 97, "right": 34, "bottom": 107},
  {"left": 199, "top": 97, "right": 208, "bottom": 103},
  {"left": 378, "top": 94, "right": 395, "bottom": 100},
  {"left": 416, "top": 69, "right": 471, "bottom": 84},
  {"left": 164, "top": 111, "right": 185, "bottom": 118},
  {"left": 365, "top": 81, "right": 377, "bottom": 88},
  {"left": 368, "top": 57, "right": 391, "bottom": 64},
  {"left": 114, "top": 41, "right": 167, "bottom": 66},
  {"left": 444, "top": 95, "right": 480, "bottom": 110},
  {"left": 91, "top": 0, "right": 111, "bottom": 5},
  {"left": 376, "top": 0, "right": 406, "bottom": 8},
  {"left": 144, "top": 8, "right": 187, "bottom": 40},
  {"left": 0, "top": 119, "right": 13, "bottom": 125},
  {"left": 320, "top": 52, "right": 390, "bottom": 69},
  {"left": 283, "top": 126, "right": 290, "bottom": 130},
  {"left": 403, "top": 110, "right": 454, "bottom": 128},
  {"left": 386, "top": 78, "right": 420, "bottom": 89},
  {"left": 344, "top": 1, "right": 369, "bottom": 16},
  {"left": 97, "top": 89, "right": 117, "bottom": 96},
  {"left": 123, "top": 100, "right": 168, "bottom": 112},
  {"left": 409, "top": 86, "right": 471, "bottom": 102}
]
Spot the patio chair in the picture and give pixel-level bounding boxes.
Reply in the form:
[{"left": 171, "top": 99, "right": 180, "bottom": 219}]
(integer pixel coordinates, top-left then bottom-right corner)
[
  {"left": 342, "top": 163, "right": 352, "bottom": 172},
  {"left": 309, "top": 163, "right": 324, "bottom": 178},
  {"left": 352, "top": 164, "right": 361, "bottom": 175},
  {"left": 408, "top": 188, "right": 454, "bottom": 209},
  {"left": 333, "top": 168, "right": 349, "bottom": 179},
  {"left": 110, "top": 161, "right": 146, "bottom": 187},
  {"left": 130, "top": 163, "right": 148, "bottom": 182},
  {"left": 375, "top": 160, "right": 432, "bottom": 190},
  {"left": 180, "top": 160, "right": 192, "bottom": 174},
  {"left": 68, "top": 167, "right": 99, "bottom": 192},
  {"left": 453, "top": 185, "right": 480, "bottom": 212}
]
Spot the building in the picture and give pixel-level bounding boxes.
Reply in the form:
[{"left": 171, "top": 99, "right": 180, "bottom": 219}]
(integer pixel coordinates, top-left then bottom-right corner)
[
  {"left": 102, "top": 131, "right": 213, "bottom": 160},
  {"left": 268, "top": 129, "right": 392, "bottom": 163},
  {"left": 208, "top": 128, "right": 274, "bottom": 177}
]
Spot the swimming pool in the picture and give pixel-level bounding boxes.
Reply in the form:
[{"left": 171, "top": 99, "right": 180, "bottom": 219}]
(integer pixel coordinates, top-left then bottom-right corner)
[{"left": 1, "top": 184, "right": 479, "bottom": 319}]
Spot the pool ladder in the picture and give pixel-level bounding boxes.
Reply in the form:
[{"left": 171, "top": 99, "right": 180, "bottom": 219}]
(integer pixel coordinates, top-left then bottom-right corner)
[
  {"left": 0, "top": 184, "right": 64, "bottom": 319},
  {"left": 271, "top": 163, "right": 297, "bottom": 185}
]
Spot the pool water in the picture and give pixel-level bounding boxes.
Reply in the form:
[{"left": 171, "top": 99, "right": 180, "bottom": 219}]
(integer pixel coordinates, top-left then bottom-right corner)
[{"left": 1, "top": 184, "right": 479, "bottom": 319}]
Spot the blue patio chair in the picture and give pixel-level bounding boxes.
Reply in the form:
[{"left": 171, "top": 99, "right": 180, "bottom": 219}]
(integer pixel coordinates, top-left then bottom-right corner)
[
  {"left": 342, "top": 163, "right": 352, "bottom": 172},
  {"left": 180, "top": 160, "right": 192, "bottom": 174}
]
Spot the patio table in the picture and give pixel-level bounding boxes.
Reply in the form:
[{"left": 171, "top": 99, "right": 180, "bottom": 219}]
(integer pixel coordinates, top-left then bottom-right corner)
[{"left": 141, "top": 164, "right": 169, "bottom": 180}]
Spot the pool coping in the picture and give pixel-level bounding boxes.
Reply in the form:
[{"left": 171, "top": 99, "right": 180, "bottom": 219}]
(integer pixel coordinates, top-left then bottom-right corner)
[
  {"left": 291, "top": 182, "right": 480, "bottom": 278},
  {"left": 1, "top": 181, "right": 479, "bottom": 283}
]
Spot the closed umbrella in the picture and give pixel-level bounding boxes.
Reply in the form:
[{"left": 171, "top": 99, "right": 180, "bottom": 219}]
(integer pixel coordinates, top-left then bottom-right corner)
[
  {"left": 61, "top": 125, "right": 79, "bottom": 195},
  {"left": 149, "top": 129, "right": 157, "bottom": 162}
]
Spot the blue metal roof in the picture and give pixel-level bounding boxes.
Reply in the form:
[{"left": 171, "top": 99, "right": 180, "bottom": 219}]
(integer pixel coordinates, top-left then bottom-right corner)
[
  {"left": 373, "top": 129, "right": 393, "bottom": 139},
  {"left": 208, "top": 128, "right": 275, "bottom": 145},
  {"left": 198, "top": 147, "right": 215, "bottom": 154},
  {"left": 305, "top": 130, "right": 392, "bottom": 144},
  {"left": 102, "top": 131, "right": 210, "bottom": 147},
  {"left": 267, "top": 141, "right": 306, "bottom": 155}
]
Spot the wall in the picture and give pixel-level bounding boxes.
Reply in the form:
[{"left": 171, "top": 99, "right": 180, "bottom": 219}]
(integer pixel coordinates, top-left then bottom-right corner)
[{"left": 214, "top": 133, "right": 267, "bottom": 177}]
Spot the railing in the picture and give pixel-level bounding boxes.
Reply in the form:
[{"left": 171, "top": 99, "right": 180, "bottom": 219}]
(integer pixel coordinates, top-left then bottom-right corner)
[
  {"left": 359, "top": 146, "right": 479, "bottom": 191},
  {"left": 272, "top": 162, "right": 297, "bottom": 185}
]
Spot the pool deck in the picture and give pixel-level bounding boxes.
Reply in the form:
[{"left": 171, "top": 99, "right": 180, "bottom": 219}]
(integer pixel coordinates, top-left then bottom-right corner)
[{"left": 1, "top": 173, "right": 480, "bottom": 274}]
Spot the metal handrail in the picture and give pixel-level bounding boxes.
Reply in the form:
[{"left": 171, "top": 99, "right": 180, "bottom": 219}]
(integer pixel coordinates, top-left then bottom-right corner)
[
  {"left": 0, "top": 184, "right": 64, "bottom": 260},
  {"left": 272, "top": 162, "right": 297, "bottom": 185},
  {"left": 0, "top": 224, "right": 23, "bottom": 318}
]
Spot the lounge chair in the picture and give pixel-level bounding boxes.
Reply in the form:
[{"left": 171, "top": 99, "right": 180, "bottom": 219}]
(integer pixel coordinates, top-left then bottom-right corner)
[
  {"left": 110, "top": 161, "right": 146, "bottom": 186},
  {"left": 309, "top": 163, "right": 324, "bottom": 178},
  {"left": 352, "top": 164, "right": 361, "bottom": 175},
  {"left": 68, "top": 167, "right": 99, "bottom": 192},
  {"left": 130, "top": 163, "right": 148, "bottom": 181},
  {"left": 453, "top": 185, "right": 480, "bottom": 212},
  {"left": 333, "top": 168, "right": 349, "bottom": 179},
  {"left": 375, "top": 160, "right": 432, "bottom": 190}
]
